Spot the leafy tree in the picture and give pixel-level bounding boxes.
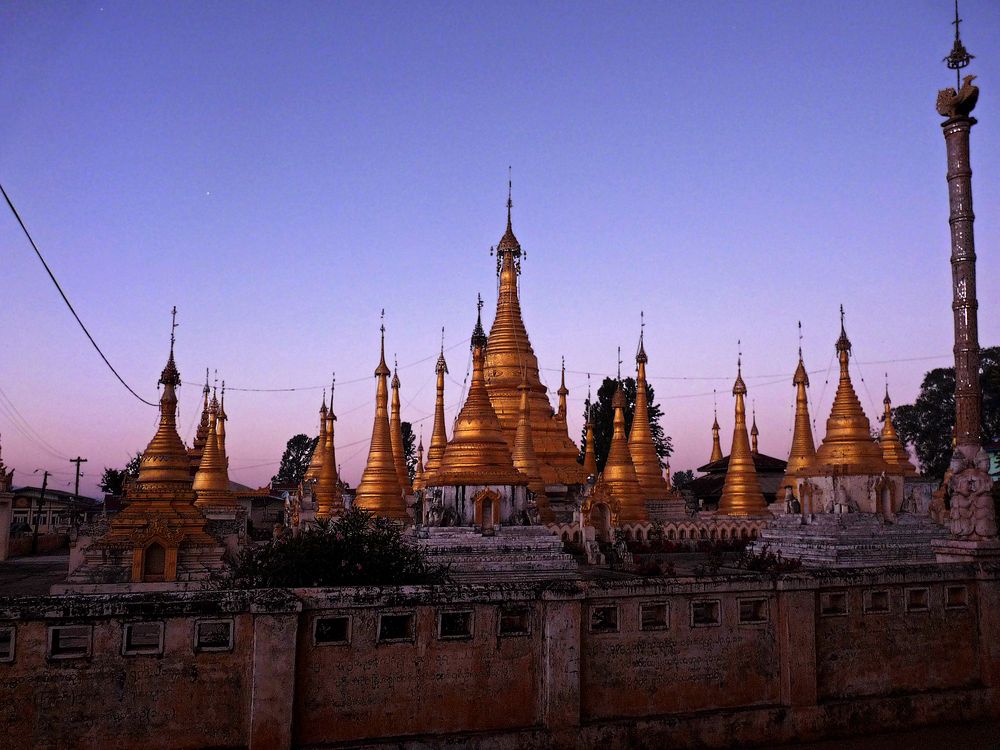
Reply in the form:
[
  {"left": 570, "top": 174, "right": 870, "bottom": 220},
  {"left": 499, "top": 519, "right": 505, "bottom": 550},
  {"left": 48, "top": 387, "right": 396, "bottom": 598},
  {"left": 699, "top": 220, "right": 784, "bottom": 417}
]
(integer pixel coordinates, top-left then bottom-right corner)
[
  {"left": 99, "top": 452, "right": 142, "bottom": 495},
  {"left": 893, "top": 346, "right": 1000, "bottom": 480},
  {"left": 401, "top": 421, "right": 416, "bottom": 480},
  {"left": 578, "top": 377, "right": 673, "bottom": 474},
  {"left": 672, "top": 469, "right": 695, "bottom": 490},
  {"left": 272, "top": 433, "right": 318, "bottom": 486},
  {"left": 223, "top": 507, "right": 448, "bottom": 588}
]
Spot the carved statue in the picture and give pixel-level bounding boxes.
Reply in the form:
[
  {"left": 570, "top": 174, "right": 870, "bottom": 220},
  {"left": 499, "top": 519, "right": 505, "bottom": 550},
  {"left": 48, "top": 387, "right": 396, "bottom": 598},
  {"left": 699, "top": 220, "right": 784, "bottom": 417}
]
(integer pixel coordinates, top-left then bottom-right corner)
[
  {"left": 948, "top": 448, "right": 997, "bottom": 540},
  {"left": 937, "top": 74, "right": 979, "bottom": 118},
  {"left": 783, "top": 486, "right": 795, "bottom": 514}
]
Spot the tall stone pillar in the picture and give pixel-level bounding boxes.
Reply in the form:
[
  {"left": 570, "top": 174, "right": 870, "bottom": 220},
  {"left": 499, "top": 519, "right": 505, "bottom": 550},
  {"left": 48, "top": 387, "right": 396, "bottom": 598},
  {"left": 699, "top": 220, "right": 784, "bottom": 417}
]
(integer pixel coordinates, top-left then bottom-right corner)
[{"left": 932, "top": 22, "right": 999, "bottom": 558}]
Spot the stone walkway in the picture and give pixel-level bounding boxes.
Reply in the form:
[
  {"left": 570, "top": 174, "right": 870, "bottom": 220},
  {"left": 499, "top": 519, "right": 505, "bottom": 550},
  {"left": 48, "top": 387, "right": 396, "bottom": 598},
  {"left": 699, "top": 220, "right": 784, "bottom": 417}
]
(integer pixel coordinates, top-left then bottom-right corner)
[{"left": 0, "top": 554, "right": 69, "bottom": 596}]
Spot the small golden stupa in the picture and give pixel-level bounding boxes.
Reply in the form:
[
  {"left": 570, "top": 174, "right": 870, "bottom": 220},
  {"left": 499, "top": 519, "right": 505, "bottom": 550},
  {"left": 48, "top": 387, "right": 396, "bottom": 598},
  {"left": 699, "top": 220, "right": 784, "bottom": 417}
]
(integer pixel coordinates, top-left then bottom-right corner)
[
  {"left": 879, "top": 384, "right": 917, "bottom": 475},
  {"left": 424, "top": 332, "right": 449, "bottom": 481},
  {"left": 434, "top": 299, "right": 527, "bottom": 488},
  {"left": 315, "top": 378, "right": 343, "bottom": 519},
  {"left": 390, "top": 363, "right": 413, "bottom": 495},
  {"left": 628, "top": 325, "right": 670, "bottom": 501},
  {"left": 582, "top": 396, "right": 598, "bottom": 480},
  {"left": 193, "top": 389, "right": 234, "bottom": 507},
  {"left": 709, "top": 408, "right": 724, "bottom": 463},
  {"left": 412, "top": 436, "right": 425, "bottom": 492},
  {"left": 595, "top": 380, "right": 646, "bottom": 522},
  {"left": 188, "top": 370, "right": 212, "bottom": 476},
  {"left": 512, "top": 376, "right": 548, "bottom": 501},
  {"left": 354, "top": 319, "right": 407, "bottom": 520},
  {"left": 717, "top": 355, "right": 768, "bottom": 515},
  {"left": 303, "top": 390, "right": 327, "bottom": 484},
  {"left": 804, "top": 310, "right": 889, "bottom": 477},
  {"left": 778, "top": 345, "right": 817, "bottom": 497}
]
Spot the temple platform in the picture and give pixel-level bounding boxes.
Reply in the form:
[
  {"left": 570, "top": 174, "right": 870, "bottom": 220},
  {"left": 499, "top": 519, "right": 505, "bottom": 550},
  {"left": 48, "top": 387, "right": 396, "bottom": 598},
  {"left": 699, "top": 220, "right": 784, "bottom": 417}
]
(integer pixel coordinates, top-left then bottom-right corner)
[
  {"left": 413, "top": 526, "right": 578, "bottom": 582},
  {"left": 753, "top": 512, "right": 949, "bottom": 568}
]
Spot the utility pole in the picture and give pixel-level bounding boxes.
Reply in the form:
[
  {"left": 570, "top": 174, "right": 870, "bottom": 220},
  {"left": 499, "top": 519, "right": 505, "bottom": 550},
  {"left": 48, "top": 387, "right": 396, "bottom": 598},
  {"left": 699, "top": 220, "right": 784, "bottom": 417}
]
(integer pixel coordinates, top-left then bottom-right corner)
[
  {"left": 31, "top": 470, "right": 50, "bottom": 555},
  {"left": 69, "top": 456, "right": 87, "bottom": 529}
]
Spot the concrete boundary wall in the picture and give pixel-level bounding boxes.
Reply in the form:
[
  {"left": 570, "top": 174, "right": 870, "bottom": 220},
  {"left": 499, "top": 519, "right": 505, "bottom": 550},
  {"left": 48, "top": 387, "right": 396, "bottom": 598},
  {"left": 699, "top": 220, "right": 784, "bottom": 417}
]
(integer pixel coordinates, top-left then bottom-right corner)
[{"left": 0, "top": 566, "right": 997, "bottom": 749}]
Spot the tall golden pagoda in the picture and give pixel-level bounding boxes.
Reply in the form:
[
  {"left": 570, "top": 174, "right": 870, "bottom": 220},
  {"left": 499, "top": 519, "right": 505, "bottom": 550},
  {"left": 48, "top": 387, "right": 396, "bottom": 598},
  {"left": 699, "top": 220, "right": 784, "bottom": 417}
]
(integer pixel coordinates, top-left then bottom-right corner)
[
  {"left": 390, "top": 363, "right": 413, "bottom": 495},
  {"left": 216, "top": 382, "right": 229, "bottom": 472},
  {"left": 779, "top": 344, "right": 817, "bottom": 497},
  {"left": 81, "top": 308, "right": 225, "bottom": 584},
  {"left": 879, "top": 385, "right": 917, "bottom": 475},
  {"left": 354, "top": 319, "right": 408, "bottom": 521},
  {"left": 315, "top": 377, "right": 343, "bottom": 518},
  {"left": 805, "top": 310, "right": 889, "bottom": 477},
  {"left": 582, "top": 398, "right": 598, "bottom": 479},
  {"left": 595, "top": 380, "right": 646, "bottom": 522},
  {"left": 628, "top": 325, "right": 670, "bottom": 501},
  {"left": 188, "top": 369, "right": 212, "bottom": 476},
  {"left": 483, "top": 184, "right": 583, "bottom": 486},
  {"left": 303, "top": 390, "right": 327, "bottom": 484},
  {"left": 718, "top": 355, "right": 768, "bottom": 515},
  {"left": 512, "top": 376, "right": 548, "bottom": 502},
  {"left": 709, "top": 406, "right": 724, "bottom": 463},
  {"left": 424, "top": 332, "right": 449, "bottom": 479},
  {"left": 435, "top": 300, "right": 527, "bottom": 488},
  {"left": 413, "top": 436, "right": 425, "bottom": 492},
  {"left": 193, "top": 389, "right": 234, "bottom": 507}
]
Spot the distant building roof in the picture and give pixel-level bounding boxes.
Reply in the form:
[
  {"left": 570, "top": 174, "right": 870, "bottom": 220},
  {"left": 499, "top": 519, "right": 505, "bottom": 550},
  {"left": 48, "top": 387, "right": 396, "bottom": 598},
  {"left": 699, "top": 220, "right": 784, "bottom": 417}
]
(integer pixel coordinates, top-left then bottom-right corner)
[
  {"left": 696, "top": 452, "right": 787, "bottom": 475},
  {"left": 11, "top": 486, "right": 101, "bottom": 509}
]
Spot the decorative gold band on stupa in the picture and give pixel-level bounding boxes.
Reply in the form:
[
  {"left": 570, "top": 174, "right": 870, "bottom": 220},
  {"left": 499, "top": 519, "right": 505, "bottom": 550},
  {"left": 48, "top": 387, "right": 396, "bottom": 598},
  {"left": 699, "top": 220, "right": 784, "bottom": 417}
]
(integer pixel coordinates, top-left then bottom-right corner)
[
  {"left": 354, "top": 318, "right": 408, "bottom": 520},
  {"left": 597, "top": 381, "right": 646, "bottom": 521},
  {"left": 425, "top": 333, "right": 449, "bottom": 480},
  {"left": 779, "top": 348, "right": 817, "bottom": 496},
  {"left": 134, "top": 307, "right": 195, "bottom": 498},
  {"left": 434, "top": 300, "right": 527, "bottom": 487},
  {"left": 628, "top": 328, "right": 670, "bottom": 501},
  {"left": 483, "top": 187, "right": 583, "bottom": 486},
  {"left": 718, "top": 356, "right": 768, "bottom": 515},
  {"left": 805, "top": 310, "right": 889, "bottom": 477},
  {"left": 880, "top": 385, "right": 917, "bottom": 476},
  {"left": 390, "top": 363, "right": 413, "bottom": 495}
]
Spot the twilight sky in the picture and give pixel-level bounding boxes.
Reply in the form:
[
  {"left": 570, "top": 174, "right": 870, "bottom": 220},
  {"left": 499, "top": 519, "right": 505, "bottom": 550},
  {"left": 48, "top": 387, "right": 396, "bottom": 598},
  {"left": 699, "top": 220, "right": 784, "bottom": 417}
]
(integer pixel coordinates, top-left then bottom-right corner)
[{"left": 1, "top": 0, "right": 998, "bottom": 498}]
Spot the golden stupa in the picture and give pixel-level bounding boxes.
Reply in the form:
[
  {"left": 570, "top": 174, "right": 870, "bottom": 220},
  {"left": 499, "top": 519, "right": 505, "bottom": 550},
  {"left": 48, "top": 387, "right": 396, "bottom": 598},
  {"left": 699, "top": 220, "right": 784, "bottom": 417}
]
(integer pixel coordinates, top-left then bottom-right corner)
[
  {"left": 188, "top": 370, "right": 212, "bottom": 476},
  {"left": 435, "top": 302, "right": 527, "bottom": 487},
  {"left": 390, "top": 364, "right": 413, "bottom": 495},
  {"left": 413, "top": 437, "right": 425, "bottom": 492},
  {"left": 709, "top": 409, "right": 724, "bottom": 463},
  {"left": 717, "top": 357, "right": 768, "bottom": 515},
  {"left": 216, "top": 383, "right": 229, "bottom": 471},
  {"left": 483, "top": 188, "right": 583, "bottom": 486},
  {"left": 556, "top": 358, "right": 569, "bottom": 426},
  {"left": 512, "top": 376, "right": 548, "bottom": 501},
  {"left": 750, "top": 410, "right": 760, "bottom": 454},
  {"left": 628, "top": 329, "right": 670, "bottom": 501},
  {"left": 315, "top": 380, "right": 344, "bottom": 518},
  {"left": 582, "top": 399, "right": 598, "bottom": 479},
  {"left": 424, "top": 335, "right": 449, "bottom": 480},
  {"left": 193, "top": 390, "right": 234, "bottom": 506},
  {"left": 879, "top": 385, "right": 917, "bottom": 475},
  {"left": 354, "top": 322, "right": 408, "bottom": 520},
  {"left": 303, "top": 391, "right": 327, "bottom": 484},
  {"left": 595, "top": 381, "right": 646, "bottom": 521},
  {"left": 778, "top": 348, "right": 817, "bottom": 497},
  {"left": 805, "top": 311, "right": 889, "bottom": 477}
]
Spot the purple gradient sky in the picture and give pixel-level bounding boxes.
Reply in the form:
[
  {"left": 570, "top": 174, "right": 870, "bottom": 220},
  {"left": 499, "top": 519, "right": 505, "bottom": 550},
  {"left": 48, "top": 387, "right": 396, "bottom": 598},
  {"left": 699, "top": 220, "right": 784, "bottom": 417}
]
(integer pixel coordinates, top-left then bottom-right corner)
[{"left": 2, "top": 1, "right": 999, "bottom": 498}]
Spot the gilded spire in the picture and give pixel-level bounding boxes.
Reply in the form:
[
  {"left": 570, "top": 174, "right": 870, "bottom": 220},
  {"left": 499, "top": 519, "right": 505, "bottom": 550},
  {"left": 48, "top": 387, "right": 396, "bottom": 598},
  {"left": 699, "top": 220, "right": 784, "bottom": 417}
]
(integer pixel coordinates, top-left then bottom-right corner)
[
  {"left": 484, "top": 186, "right": 582, "bottom": 486},
  {"left": 710, "top": 392, "right": 724, "bottom": 463},
  {"left": 557, "top": 356, "right": 569, "bottom": 422},
  {"left": 435, "top": 300, "right": 526, "bottom": 487},
  {"left": 582, "top": 381, "right": 598, "bottom": 479},
  {"left": 807, "top": 309, "right": 889, "bottom": 476},
  {"left": 136, "top": 307, "right": 194, "bottom": 495},
  {"left": 425, "top": 328, "right": 449, "bottom": 478},
  {"left": 597, "top": 380, "right": 646, "bottom": 521},
  {"left": 750, "top": 406, "right": 759, "bottom": 455},
  {"left": 193, "top": 388, "right": 232, "bottom": 504},
  {"left": 879, "top": 382, "right": 917, "bottom": 476},
  {"left": 354, "top": 314, "right": 408, "bottom": 520},
  {"left": 304, "top": 388, "right": 328, "bottom": 483},
  {"left": 413, "top": 436, "right": 425, "bottom": 492},
  {"left": 315, "top": 378, "right": 343, "bottom": 519},
  {"left": 216, "top": 381, "right": 228, "bottom": 471},
  {"left": 718, "top": 350, "right": 768, "bottom": 515},
  {"left": 190, "top": 368, "right": 212, "bottom": 473},
  {"left": 390, "top": 359, "right": 413, "bottom": 495},
  {"left": 512, "top": 376, "right": 548, "bottom": 501},
  {"left": 628, "top": 318, "right": 669, "bottom": 501},
  {"left": 780, "top": 329, "right": 817, "bottom": 496}
]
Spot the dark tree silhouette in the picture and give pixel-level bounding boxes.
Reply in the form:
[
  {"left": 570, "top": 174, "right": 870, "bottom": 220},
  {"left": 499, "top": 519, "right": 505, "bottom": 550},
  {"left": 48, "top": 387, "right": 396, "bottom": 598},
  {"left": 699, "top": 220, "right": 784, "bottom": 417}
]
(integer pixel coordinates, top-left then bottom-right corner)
[
  {"left": 578, "top": 377, "right": 673, "bottom": 474},
  {"left": 672, "top": 469, "right": 695, "bottom": 490},
  {"left": 272, "top": 434, "right": 319, "bottom": 486},
  {"left": 401, "top": 421, "right": 417, "bottom": 481},
  {"left": 99, "top": 452, "right": 142, "bottom": 495},
  {"left": 893, "top": 346, "right": 1000, "bottom": 480}
]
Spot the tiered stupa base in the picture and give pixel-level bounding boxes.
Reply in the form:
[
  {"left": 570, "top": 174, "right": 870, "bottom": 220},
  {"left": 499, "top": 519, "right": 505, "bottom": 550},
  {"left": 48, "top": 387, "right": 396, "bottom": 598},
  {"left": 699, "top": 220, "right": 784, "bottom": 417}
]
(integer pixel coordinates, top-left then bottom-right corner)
[
  {"left": 753, "top": 512, "right": 948, "bottom": 568},
  {"left": 413, "top": 526, "right": 578, "bottom": 582}
]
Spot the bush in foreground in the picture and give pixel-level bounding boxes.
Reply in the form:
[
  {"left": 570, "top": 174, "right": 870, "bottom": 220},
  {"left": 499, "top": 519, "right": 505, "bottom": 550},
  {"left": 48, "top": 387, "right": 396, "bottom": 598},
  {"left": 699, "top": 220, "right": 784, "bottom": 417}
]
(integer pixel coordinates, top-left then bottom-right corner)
[{"left": 223, "top": 507, "right": 449, "bottom": 588}]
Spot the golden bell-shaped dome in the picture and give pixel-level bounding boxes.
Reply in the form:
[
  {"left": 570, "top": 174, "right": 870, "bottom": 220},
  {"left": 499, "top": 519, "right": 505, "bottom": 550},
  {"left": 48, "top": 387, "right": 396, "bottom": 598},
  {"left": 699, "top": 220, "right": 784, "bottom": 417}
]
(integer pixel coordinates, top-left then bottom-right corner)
[
  {"left": 597, "top": 382, "right": 646, "bottom": 521},
  {"left": 512, "top": 377, "right": 547, "bottom": 500},
  {"left": 879, "top": 385, "right": 917, "bottom": 476},
  {"left": 718, "top": 358, "right": 768, "bottom": 515},
  {"left": 424, "top": 335, "right": 449, "bottom": 480},
  {"left": 135, "top": 315, "right": 195, "bottom": 497},
  {"left": 435, "top": 304, "right": 527, "bottom": 487},
  {"left": 390, "top": 365, "right": 413, "bottom": 495},
  {"left": 806, "top": 311, "right": 889, "bottom": 477},
  {"left": 354, "top": 323, "right": 408, "bottom": 520},
  {"left": 778, "top": 349, "right": 817, "bottom": 497},
  {"left": 628, "top": 331, "right": 670, "bottom": 501}
]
